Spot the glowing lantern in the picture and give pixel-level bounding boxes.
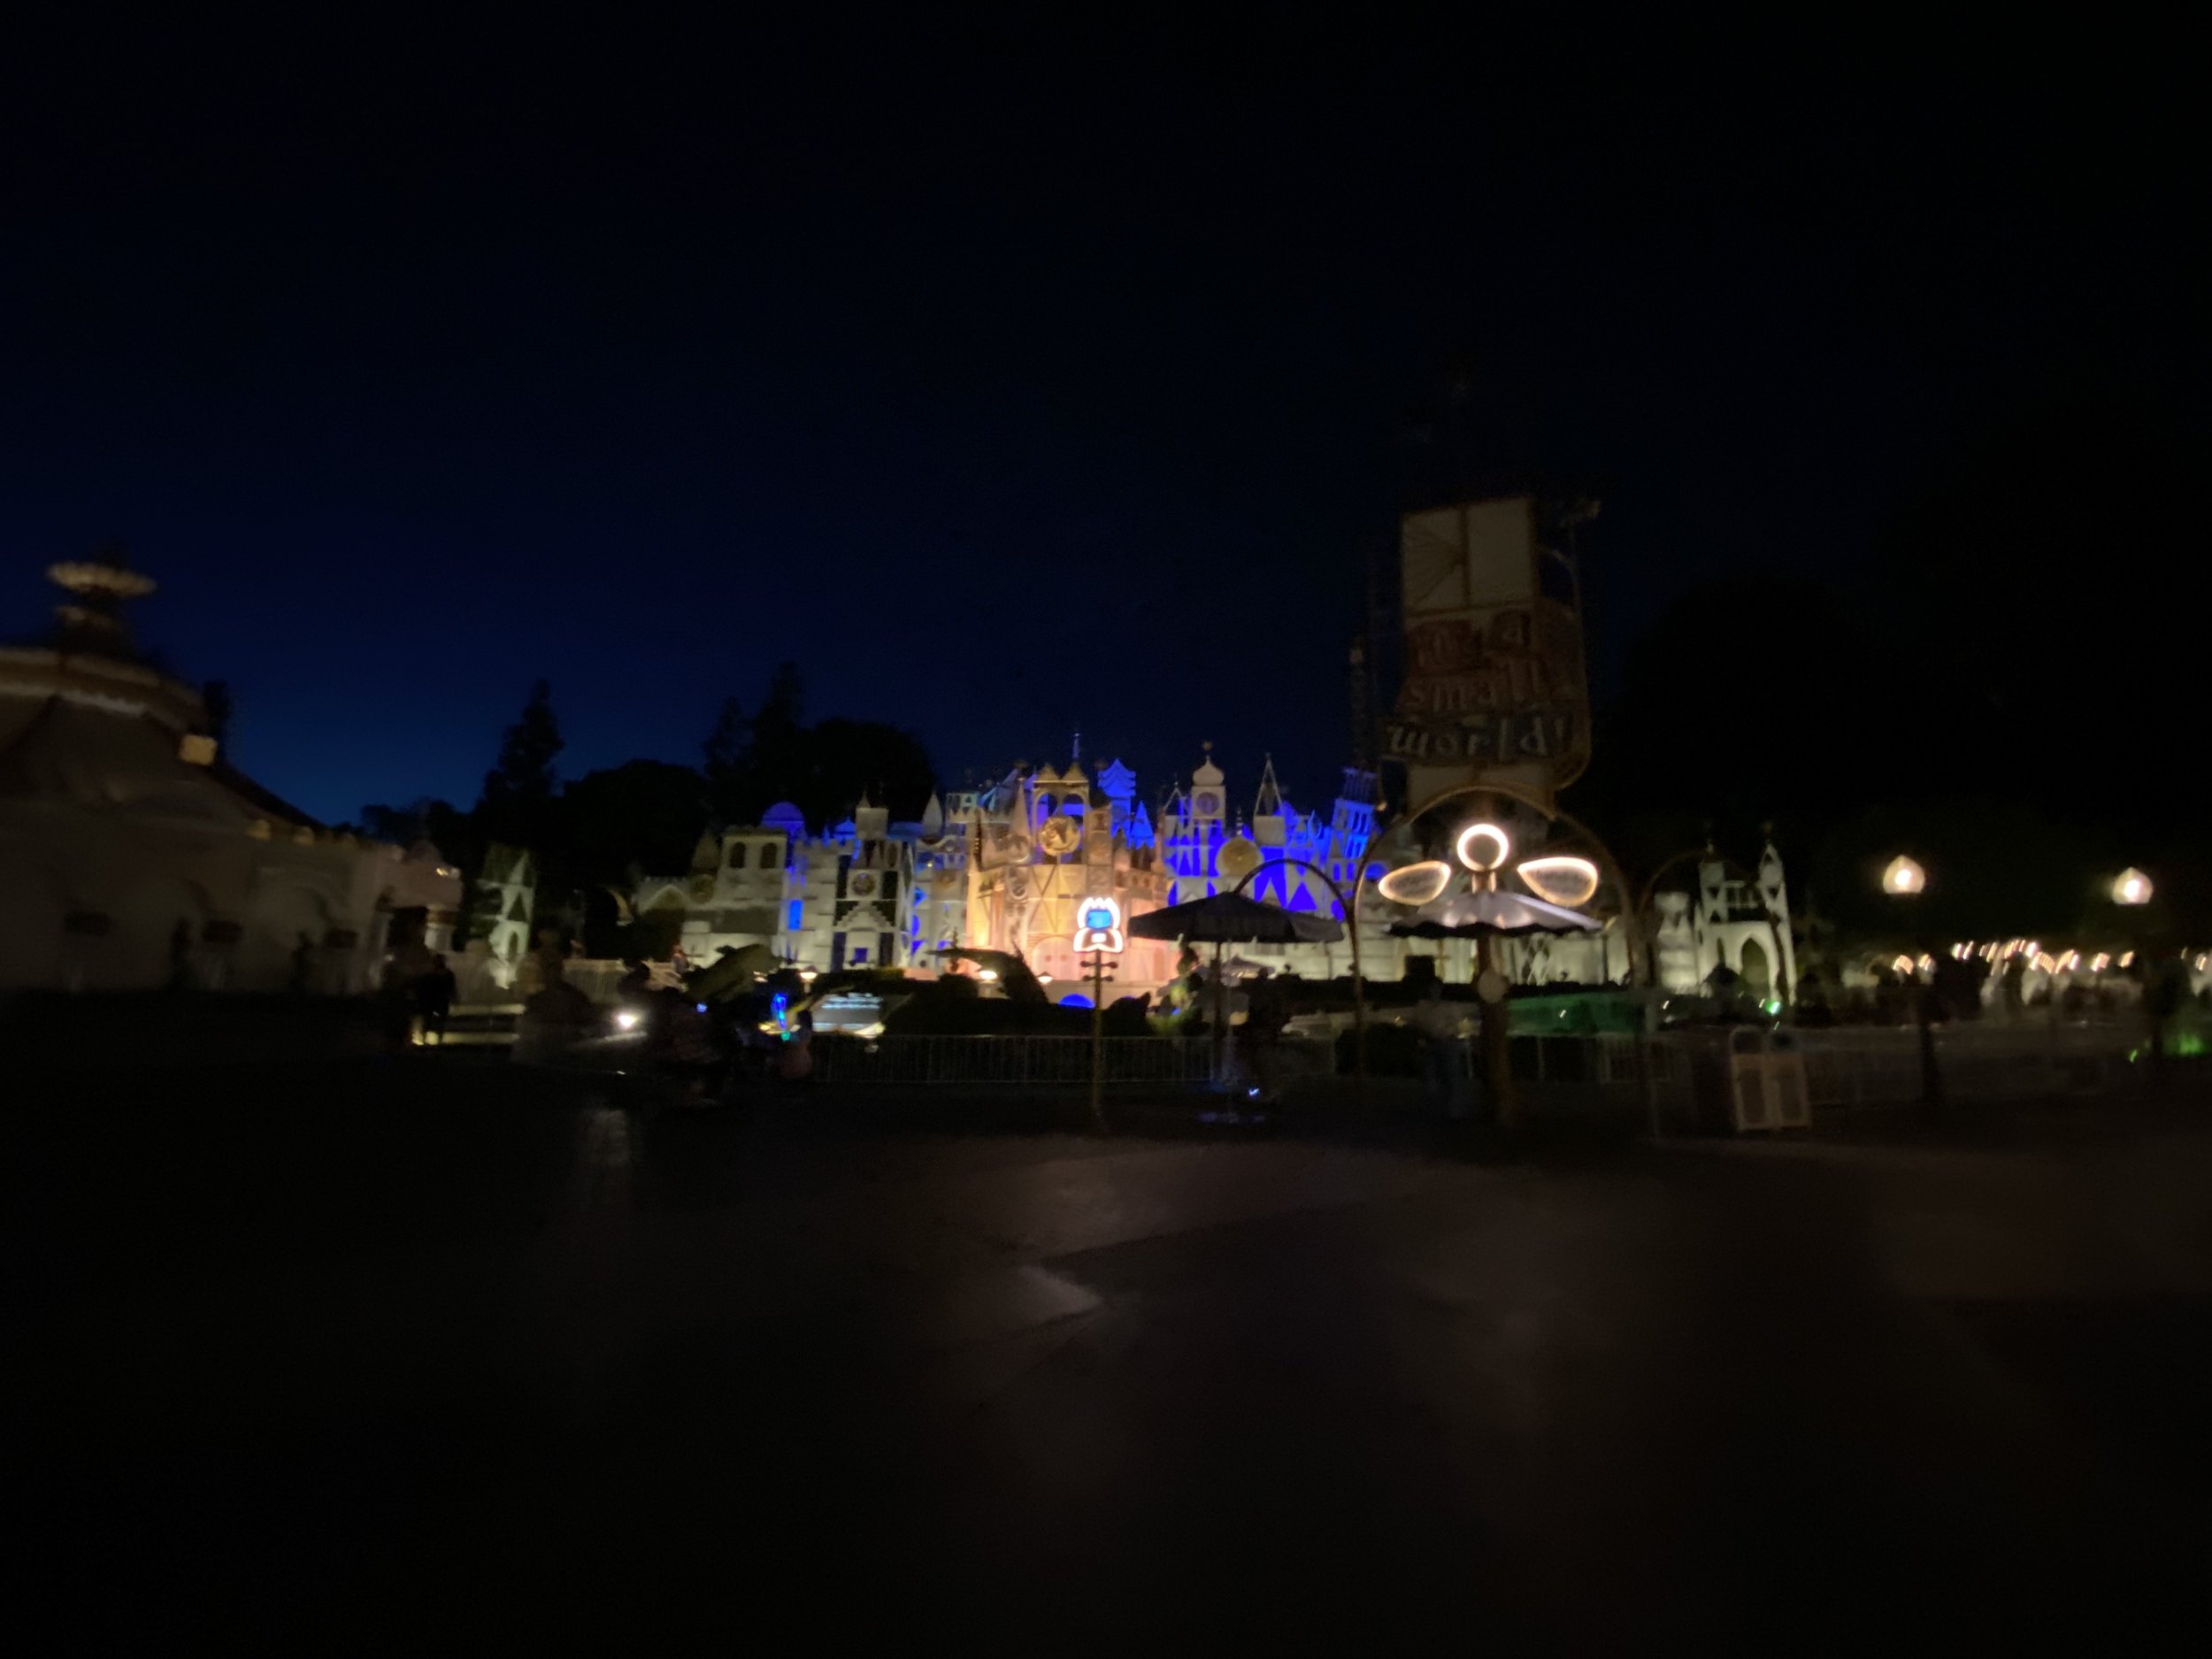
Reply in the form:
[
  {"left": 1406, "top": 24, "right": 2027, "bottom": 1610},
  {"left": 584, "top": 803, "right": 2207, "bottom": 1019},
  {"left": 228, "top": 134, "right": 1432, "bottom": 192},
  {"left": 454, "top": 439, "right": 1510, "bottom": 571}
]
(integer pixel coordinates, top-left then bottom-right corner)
[
  {"left": 1881, "top": 856, "right": 1925, "bottom": 896},
  {"left": 1455, "top": 822, "right": 1512, "bottom": 873},
  {"left": 1516, "top": 855, "right": 1601, "bottom": 908},
  {"left": 1376, "top": 861, "right": 1452, "bottom": 906},
  {"left": 2112, "top": 868, "right": 2153, "bottom": 906}
]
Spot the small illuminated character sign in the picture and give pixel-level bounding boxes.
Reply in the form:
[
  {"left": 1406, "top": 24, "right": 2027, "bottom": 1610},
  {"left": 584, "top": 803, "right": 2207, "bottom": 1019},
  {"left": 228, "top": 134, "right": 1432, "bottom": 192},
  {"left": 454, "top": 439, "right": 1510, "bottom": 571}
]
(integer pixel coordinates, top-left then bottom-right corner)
[{"left": 1073, "top": 895, "right": 1125, "bottom": 956}]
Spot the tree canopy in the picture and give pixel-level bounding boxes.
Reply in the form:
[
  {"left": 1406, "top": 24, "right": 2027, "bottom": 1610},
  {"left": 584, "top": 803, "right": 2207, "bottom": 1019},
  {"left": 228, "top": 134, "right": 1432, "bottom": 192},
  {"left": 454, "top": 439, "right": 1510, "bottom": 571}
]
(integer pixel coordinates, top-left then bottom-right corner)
[{"left": 357, "top": 665, "right": 936, "bottom": 943}]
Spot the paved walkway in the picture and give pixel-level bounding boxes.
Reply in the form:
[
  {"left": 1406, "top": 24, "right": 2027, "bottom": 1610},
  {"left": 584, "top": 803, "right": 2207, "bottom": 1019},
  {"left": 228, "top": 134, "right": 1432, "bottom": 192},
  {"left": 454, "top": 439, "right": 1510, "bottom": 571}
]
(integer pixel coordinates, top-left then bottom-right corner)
[{"left": 8, "top": 1064, "right": 2211, "bottom": 1647}]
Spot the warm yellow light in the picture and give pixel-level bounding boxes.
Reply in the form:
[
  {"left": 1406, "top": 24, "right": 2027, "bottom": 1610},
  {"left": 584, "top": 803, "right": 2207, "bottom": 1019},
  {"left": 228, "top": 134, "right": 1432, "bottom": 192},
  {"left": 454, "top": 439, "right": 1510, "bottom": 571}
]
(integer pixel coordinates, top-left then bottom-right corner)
[
  {"left": 1881, "top": 855, "right": 1925, "bottom": 896},
  {"left": 2120, "top": 951, "right": 2135, "bottom": 969},
  {"left": 1455, "top": 822, "right": 1512, "bottom": 873},
  {"left": 1892, "top": 954, "right": 1915, "bottom": 974},
  {"left": 977, "top": 968, "right": 999, "bottom": 981},
  {"left": 1916, "top": 954, "right": 1934, "bottom": 973},
  {"left": 2033, "top": 952, "right": 2058, "bottom": 974},
  {"left": 2091, "top": 953, "right": 2110, "bottom": 972},
  {"left": 1516, "top": 855, "right": 1601, "bottom": 908},
  {"left": 2112, "top": 868, "right": 2153, "bottom": 906},
  {"left": 1217, "top": 837, "right": 1262, "bottom": 879},
  {"left": 1376, "top": 860, "right": 1453, "bottom": 906}
]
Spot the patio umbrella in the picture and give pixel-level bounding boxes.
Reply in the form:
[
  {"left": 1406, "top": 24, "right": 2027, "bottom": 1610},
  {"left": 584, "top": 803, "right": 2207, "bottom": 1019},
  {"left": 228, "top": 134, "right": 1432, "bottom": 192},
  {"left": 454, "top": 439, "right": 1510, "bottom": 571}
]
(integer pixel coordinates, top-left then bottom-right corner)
[
  {"left": 1126, "top": 890, "right": 1344, "bottom": 946},
  {"left": 1128, "top": 893, "right": 1343, "bottom": 1085},
  {"left": 1384, "top": 887, "right": 1606, "bottom": 1130},
  {"left": 1386, "top": 887, "right": 1604, "bottom": 939}
]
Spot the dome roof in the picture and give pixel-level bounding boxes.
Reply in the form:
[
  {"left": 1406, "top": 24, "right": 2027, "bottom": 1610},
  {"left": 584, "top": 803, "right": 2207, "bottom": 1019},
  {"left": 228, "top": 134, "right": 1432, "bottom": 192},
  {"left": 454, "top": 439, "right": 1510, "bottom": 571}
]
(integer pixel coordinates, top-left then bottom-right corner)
[{"left": 762, "top": 801, "right": 807, "bottom": 835}]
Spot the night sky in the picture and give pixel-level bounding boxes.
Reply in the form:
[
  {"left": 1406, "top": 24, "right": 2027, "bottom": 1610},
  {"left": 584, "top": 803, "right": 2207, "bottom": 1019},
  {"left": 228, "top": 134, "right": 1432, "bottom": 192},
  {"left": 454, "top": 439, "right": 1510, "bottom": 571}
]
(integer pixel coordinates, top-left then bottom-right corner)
[{"left": 4, "top": 16, "right": 2201, "bottom": 826}]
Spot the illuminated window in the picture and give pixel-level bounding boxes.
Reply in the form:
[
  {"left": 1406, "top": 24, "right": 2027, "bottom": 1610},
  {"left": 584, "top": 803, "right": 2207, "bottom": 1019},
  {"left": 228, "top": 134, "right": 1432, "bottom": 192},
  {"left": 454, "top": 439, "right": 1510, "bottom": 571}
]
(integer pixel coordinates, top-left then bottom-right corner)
[{"left": 851, "top": 947, "right": 868, "bottom": 964}]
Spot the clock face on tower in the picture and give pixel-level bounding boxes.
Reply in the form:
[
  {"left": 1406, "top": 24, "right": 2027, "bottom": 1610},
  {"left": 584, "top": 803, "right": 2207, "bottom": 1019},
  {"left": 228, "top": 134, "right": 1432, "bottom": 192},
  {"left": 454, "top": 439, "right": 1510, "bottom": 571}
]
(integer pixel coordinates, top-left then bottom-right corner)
[{"left": 1193, "top": 790, "right": 1223, "bottom": 818}]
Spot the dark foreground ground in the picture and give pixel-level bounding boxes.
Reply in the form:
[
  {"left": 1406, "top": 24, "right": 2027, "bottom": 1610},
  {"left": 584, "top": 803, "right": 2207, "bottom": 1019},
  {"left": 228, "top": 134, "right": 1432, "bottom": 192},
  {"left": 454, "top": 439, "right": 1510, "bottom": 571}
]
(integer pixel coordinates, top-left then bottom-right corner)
[{"left": 8, "top": 1062, "right": 2212, "bottom": 1649}]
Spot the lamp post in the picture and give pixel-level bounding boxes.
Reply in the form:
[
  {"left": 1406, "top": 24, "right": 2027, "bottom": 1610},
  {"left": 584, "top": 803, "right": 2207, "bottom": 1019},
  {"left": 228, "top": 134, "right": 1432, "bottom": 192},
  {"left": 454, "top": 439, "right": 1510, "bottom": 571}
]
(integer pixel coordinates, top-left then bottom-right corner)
[
  {"left": 1880, "top": 855, "right": 1940, "bottom": 1108},
  {"left": 1073, "top": 895, "right": 1125, "bottom": 1133},
  {"left": 2112, "top": 867, "right": 2161, "bottom": 1076}
]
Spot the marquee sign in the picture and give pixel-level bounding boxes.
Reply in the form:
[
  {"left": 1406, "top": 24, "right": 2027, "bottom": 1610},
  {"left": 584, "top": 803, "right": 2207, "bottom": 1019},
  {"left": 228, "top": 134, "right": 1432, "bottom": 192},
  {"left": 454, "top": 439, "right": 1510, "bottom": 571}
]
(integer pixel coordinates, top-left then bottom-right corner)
[
  {"left": 1386, "top": 496, "right": 1592, "bottom": 801},
  {"left": 1073, "top": 895, "right": 1125, "bottom": 956}
]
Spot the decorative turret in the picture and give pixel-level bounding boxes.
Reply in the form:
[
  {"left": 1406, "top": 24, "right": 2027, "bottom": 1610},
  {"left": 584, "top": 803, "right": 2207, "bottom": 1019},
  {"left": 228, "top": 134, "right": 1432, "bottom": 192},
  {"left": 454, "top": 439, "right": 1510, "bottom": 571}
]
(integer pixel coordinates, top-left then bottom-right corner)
[
  {"left": 44, "top": 545, "right": 157, "bottom": 661},
  {"left": 1097, "top": 757, "right": 1138, "bottom": 825},
  {"left": 853, "top": 790, "right": 889, "bottom": 844},
  {"left": 1252, "top": 753, "right": 1288, "bottom": 849},
  {"left": 1188, "top": 742, "right": 1225, "bottom": 829},
  {"left": 1127, "top": 799, "right": 1155, "bottom": 849},
  {"left": 1254, "top": 754, "right": 1282, "bottom": 818}
]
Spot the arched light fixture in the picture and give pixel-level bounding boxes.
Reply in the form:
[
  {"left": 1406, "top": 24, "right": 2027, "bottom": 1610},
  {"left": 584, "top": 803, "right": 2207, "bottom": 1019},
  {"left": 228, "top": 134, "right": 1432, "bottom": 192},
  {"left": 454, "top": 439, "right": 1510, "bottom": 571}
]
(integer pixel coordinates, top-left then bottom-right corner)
[
  {"left": 1881, "top": 855, "right": 1925, "bottom": 896},
  {"left": 1515, "top": 855, "right": 1601, "bottom": 908},
  {"left": 2112, "top": 867, "right": 2153, "bottom": 906},
  {"left": 1455, "top": 822, "right": 1512, "bottom": 873},
  {"left": 1376, "top": 860, "right": 1452, "bottom": 906}
]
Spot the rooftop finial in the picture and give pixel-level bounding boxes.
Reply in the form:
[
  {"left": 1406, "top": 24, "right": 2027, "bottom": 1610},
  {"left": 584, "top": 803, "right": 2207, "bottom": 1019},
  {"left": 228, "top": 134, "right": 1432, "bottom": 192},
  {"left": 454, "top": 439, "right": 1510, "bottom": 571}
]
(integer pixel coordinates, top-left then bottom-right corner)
[{"left": 46, "top": 543, "right": 157, "bottom": 658}]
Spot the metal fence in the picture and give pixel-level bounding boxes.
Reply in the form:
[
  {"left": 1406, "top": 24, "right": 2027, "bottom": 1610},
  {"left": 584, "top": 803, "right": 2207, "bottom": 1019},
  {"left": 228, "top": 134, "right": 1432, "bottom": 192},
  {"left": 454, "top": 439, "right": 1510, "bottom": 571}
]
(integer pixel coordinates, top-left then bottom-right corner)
[
  {"left": 814, "top": 1034, "right": 1215, "bottom": 1087},
  {"left": 1511, "top": 1024, "right": 2143, "bottom": 1117},
  {"left": 1793, "top": 1023, "right": 2141, "bottom": 1108},
  {"left": 806, "top": 1023, "right": 2148, "bottom": 1110}
]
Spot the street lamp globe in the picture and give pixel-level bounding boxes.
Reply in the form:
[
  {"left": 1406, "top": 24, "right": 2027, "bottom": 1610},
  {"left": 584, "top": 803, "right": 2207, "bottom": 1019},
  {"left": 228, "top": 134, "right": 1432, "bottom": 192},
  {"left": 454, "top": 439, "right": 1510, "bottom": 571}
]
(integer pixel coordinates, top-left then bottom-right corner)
[
  {"left": 1881, "top": 855, "right": 1926, "bottom": 897},
  {"left": 2112, "top": 867, "right": 2153, "bottom": 907}
]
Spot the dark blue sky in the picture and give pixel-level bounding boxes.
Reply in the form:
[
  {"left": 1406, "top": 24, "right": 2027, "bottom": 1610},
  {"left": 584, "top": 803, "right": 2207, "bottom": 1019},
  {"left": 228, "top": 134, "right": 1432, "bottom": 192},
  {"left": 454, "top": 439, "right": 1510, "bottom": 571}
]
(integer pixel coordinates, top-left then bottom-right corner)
[{"left": 4, "top": 15, "right": 2201, "bottom": 824}]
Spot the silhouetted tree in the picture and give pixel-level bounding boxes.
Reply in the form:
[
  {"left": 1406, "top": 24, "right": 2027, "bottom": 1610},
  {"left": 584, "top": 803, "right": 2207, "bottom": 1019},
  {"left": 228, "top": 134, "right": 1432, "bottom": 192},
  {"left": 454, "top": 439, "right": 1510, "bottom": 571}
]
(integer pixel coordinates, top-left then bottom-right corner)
[
  {"left": 561, "top": 759, "right": 710, "bottom": 886},
  {"left": 694, "top": 665, "right": 934, "bottom": 828},
  {"left": 356, "top": 796, "right": 480, "bottom": 868},
  {"left": 801, "top": 716, "right": 935, "bottom": 824},
  {"left": 477, "top": 680, "right": 564, "bottom": 849},
  {"left": 703, "top": 695, "right": 748, "bottom": 821}
]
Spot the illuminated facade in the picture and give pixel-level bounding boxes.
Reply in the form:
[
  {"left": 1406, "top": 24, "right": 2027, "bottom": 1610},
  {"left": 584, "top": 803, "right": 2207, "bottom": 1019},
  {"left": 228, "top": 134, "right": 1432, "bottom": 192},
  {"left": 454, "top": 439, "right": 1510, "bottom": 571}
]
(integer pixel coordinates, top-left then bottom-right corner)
[
  {"left": 636, "top": 749, "right": 1392, "bottom": 995},
  {"left": 634, "top": 796, "right": 912, "bottom": 978},
  {"left": 629, "top": 743, "right": 1797, "bottom": 1001}
]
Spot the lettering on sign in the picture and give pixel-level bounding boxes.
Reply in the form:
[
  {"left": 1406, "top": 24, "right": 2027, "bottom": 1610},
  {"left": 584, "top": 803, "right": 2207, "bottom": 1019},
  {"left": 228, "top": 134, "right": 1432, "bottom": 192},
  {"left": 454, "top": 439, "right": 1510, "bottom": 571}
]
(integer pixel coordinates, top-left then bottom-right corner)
[{"left": 1386, "top": 603, "right": 1587, "bottom": 780}]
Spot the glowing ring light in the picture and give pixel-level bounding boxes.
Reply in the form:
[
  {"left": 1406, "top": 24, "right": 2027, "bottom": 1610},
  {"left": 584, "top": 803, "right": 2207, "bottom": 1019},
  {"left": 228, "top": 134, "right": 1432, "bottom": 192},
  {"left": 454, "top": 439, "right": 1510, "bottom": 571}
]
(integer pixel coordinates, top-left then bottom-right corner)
[
  {"left": 1516, "top": 856, "right": 1600, "bottom": 908},
  {"left": 1375, "top": 860, "right": 1452, "bottom": 906},
  {"left": 1454, "top": 822, "right": 1512, "bottom": 873}
]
